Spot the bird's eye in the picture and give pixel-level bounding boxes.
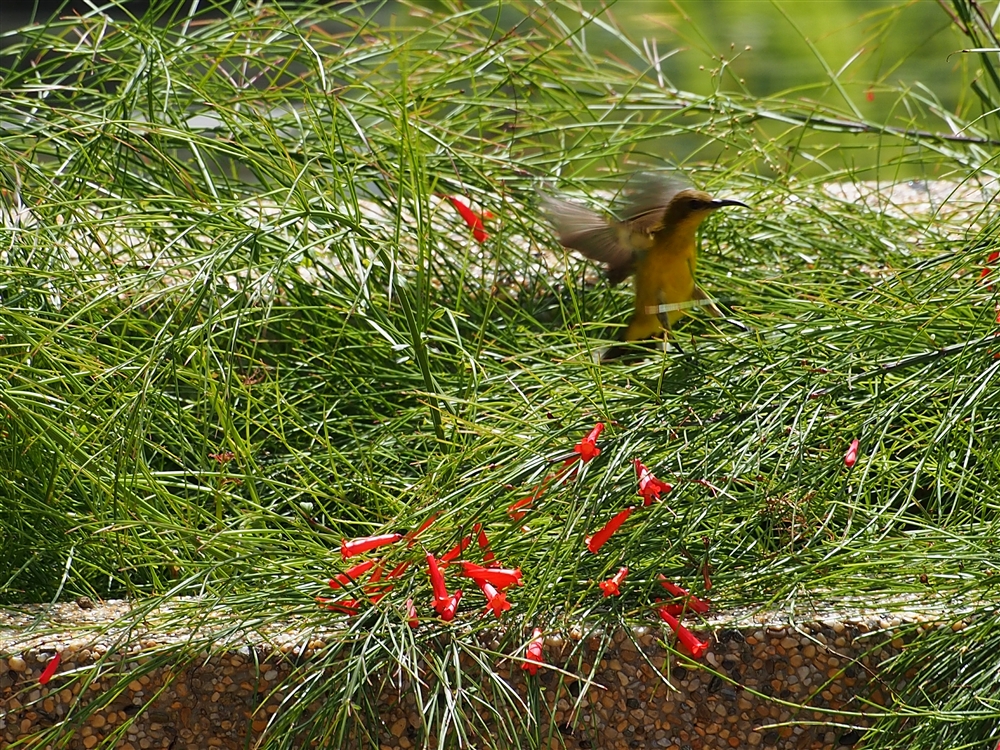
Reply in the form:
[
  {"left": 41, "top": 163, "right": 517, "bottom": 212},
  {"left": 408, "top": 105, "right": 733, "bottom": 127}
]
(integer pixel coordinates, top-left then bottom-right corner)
[{"left": 687, "top": 198, "right": 704, "bottom": 211}]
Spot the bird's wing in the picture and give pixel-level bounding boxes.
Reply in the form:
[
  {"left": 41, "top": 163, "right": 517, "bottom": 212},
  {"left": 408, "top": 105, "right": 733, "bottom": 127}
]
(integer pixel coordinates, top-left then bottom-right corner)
[
  {"left": 615, "top": 173, "right": 687, "bottom": 234},
  {"left": 538, "top": 191, "right": 635, "bottom": 282}
]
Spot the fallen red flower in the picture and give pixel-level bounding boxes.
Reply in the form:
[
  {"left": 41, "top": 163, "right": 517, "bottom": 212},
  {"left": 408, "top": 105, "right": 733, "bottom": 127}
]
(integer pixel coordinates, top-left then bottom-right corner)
[
  {"left": 446, "top": 196, "right": 489, "bottom": 243},
  {"left": 39, "top": 652, "right": 61, "bottom": 685},
  {"left": 657, "top": 576, "right": 710, "bottom": 614},
  {"left": 599, "top": 566, "right": 628, "bottom": 597},
  {"left": 635, "top": 459, "right": 672, "bottom": 506},
  {"left": 585, "top": 506, "right": 635, "bottom": 554},
  {"left": 476, "top": 579, "right": 512, "bottom": 617},
  {"left": 657, "top": 608, "right": 710, "bottom": 658},
  {"left": 844, "top": 439, "right": 860, "bottom": 468},
  {"left": 405, "top": 598, "right": 419, "bottom": 629},
  {"left": 440, "top": 536, "right": 471, "bottom": 566},
  {"left": 522, "top": 627, "right": 544, "bottom": 675},
  {"left": 341, "top": 533, "right": 402, "bottom": 560},
  {"left": 460, "top": 562, "right": 523, "bottom": 589},
  {"left": 329, "top": 559, "right": 377, "bottom": 590},
  {"left": 440, "top": 590, "right": 463, "bottom": 621}
]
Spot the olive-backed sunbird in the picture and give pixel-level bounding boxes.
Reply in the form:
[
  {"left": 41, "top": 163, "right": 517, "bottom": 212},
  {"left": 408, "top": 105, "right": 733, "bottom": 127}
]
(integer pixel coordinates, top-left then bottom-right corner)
[{"left": 540, "top": 173, "right": 747, "bottom": 353}]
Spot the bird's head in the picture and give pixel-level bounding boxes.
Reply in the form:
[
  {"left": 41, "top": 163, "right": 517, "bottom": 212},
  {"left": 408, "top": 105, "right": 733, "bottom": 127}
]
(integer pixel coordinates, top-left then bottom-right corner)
[{"left": 663, "top": 188, "right": 749, "bottom": 229}]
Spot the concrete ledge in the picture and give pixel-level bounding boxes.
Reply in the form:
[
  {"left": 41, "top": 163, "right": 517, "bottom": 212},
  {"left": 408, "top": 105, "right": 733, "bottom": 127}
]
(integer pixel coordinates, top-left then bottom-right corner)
[{"left": 1, "top": 599, "right": 942, "bottom": 750}]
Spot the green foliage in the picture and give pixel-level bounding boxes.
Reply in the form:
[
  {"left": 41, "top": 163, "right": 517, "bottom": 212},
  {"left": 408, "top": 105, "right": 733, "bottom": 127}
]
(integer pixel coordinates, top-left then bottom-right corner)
[{"left": 2, "top": 0, "right": 1000, "bottom": 747}]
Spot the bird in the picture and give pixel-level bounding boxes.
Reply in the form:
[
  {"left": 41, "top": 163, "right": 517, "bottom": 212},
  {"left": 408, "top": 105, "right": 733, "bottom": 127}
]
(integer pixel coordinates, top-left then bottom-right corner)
[{"left": 539, "top": 173, "right": 748, "bottom": 357}]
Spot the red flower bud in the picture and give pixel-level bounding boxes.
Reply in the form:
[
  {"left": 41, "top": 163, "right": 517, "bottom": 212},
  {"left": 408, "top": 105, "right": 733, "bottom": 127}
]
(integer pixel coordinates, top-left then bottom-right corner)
[
  {"left": 405, "top": 598, "right": 419, "bottom": 629},
  {"left": 341, "top": 533, "right": 402, "bottom": 560},
  {"left": 599, "top": 566, "right": 628, "bottom": 597},
  {"left": 585, "top": 506, "right": 634, "bottom": 554},
  {"left": 844, "top": 439, "right": 860, "bottom": 468}
]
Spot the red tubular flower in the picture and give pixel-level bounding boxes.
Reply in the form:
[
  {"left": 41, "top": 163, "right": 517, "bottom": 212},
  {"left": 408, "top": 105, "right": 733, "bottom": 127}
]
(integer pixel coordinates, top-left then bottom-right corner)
[
  {"left": 460, "top": 562, "right": 523, "bottom": 589},
  {"left": 440, "top": 536, "right": 471, "bottom": 566},
  {"left": 657, "top": 576, "right": 710, "bottom": 614},
  {"left": 317, "top": 597, "right": 360, "bottom": 615},
  {"left": 657, "top": 601, "right": 684, "bottom": 617},
  {"left": 982, "top": 250, "right": 1000, "bottom": 282},
  {"left": 507, "top": 496, "right": 534, "bottom": 521},
  {"left": 657, "top": 609, "right": 710, "bottom": 658},
  {"left": 599, "top": 566, "right": 628, "bottom": 597},
  {"left": 426, "top": 553, "right": 449, "bottom": 607},
  {"left": 341, "top": 533, "right": 402, "bottom": 560},
  {"left": 329, "top": 559, "right": 377, "bottom": 590},
  {"left": 522, "top": 628, "right": 544, "bottom": 675},
  {"left": 39, "top": 652, "right": 61, "bottom": 685},
  {"left": 440, "top": 590, "right": 463, "bottom": 621},
  {"left": 571, "top": 423, "right": 604, "bottom": 464},
  {"left": 406, "top": 598, "right": 419, "bottom": 629},
  {"left": 634, "top": 459, "right": 672, "bottom": 506},
  {"left": 446, "top": 196, "right": 489, "bottom": 243},
  {"left": 406, "top": 514, "right": 437, "bottom": 547},
  {"left": 473, "top": 524, "right": 497, "bottom": 566},
  {"left": 585, "top": 506, "right": 635, "bottom": 554},
  {"left": 476, "top": 579, "right": 512, "bottom": 617},
  {"left": 387, "top": 561, "right": 412, "bottom": 579},
  {"left": 844, "top": 439, "right": 860, "bottom": 468}
]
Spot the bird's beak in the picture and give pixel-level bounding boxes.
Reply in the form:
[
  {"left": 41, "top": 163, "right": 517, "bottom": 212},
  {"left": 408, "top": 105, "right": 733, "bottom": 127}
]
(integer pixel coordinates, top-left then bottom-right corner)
[{"left": 710, "top": 198, "right": 750, "bottom": 209}]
